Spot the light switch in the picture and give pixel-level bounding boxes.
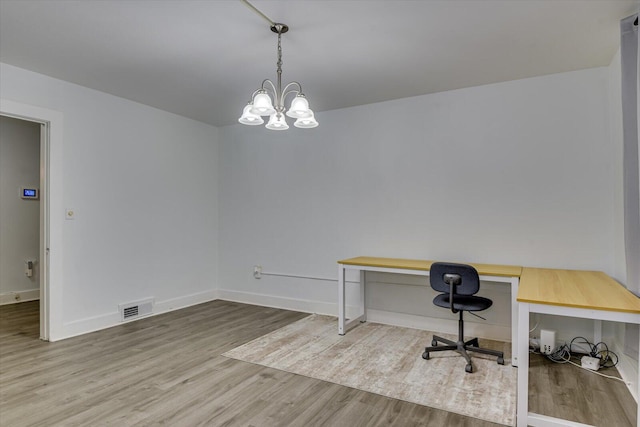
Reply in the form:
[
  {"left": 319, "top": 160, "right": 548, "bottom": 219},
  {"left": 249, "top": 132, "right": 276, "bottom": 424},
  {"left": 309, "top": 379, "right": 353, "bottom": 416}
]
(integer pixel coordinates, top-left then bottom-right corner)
[{"left": 65, "top": 208, "right": 75, "bottom": 220}]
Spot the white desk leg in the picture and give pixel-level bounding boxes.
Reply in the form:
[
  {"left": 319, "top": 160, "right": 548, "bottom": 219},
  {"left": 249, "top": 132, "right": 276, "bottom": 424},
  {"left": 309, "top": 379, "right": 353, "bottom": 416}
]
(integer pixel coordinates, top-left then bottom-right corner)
[
  {"left": 338, "top": 265, "right": 346, "bottom": 335},
  {"left": 511, "top": 277, "right": 519, "bottom": 367},
  {"left": 637, "top": 327, "right": 640, "bottom": 427},
  {"left": 360, "top": 270, "right": 367, "bottom": 323},
  {"left": 517, "top": 302, "right": 530, "bottom": 427}
]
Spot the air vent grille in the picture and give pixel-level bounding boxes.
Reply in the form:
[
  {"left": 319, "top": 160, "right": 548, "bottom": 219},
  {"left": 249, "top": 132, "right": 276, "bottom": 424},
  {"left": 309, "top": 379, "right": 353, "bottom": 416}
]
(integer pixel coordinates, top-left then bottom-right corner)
[
  {"left": 119, "top": 298, "right": 154, "bottom": 322},
  {"left": 123, "top": 305, "right": 139, "bottom": 319}
]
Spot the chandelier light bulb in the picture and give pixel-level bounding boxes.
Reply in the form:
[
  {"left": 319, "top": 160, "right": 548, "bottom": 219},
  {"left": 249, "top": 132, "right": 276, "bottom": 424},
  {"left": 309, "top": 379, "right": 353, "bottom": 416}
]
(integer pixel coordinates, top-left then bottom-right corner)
[
  {"left": 238, "top": 103, "right": 265, "bottom": 125},
  {"left": 266, "top": 113, "right": 290, "bottom": 130},
  {"left": 286, "top": 94, "right": 311, "bottom": 119},
  {"left": 294, "top": 110, "right": 319, "bottom": 128},
  {"left": 251, "top": 91, "right": 276, "bottom": 116}
]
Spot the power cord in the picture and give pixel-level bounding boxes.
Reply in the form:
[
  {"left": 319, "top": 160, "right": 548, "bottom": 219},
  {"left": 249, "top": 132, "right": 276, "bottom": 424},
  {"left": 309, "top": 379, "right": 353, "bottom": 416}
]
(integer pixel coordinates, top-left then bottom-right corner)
[
  {"left": 568, "top": 336, "right": 618, "bottom": 369},
  {"left": 538, "top": 336, "right": 626, "bottom": 384}
]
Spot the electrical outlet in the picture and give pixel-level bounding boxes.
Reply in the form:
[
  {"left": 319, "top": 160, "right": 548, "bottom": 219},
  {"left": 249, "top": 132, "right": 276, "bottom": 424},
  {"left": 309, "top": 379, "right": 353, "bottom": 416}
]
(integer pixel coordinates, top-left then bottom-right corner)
[
  {"left": 253, "top": 265, "right": 262, "bottom": 279},
  {"left": 540, "top": 329, "right": 556, "bottom": 355}
]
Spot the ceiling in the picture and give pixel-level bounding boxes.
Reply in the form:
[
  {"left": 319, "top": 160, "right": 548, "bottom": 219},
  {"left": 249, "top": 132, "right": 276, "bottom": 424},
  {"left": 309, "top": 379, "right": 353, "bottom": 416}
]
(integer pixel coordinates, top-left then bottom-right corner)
[{"left": 0, "top": 0, "right": 637, "bottom": 127}]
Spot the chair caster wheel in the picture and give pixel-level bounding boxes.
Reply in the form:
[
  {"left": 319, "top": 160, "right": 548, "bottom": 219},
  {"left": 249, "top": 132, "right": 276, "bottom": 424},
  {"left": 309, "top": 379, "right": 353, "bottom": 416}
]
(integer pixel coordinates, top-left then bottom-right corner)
[
  {"left": 422, "top": 352, "right": 430, "bottom": 360},
  {"left": 431, "top": 340, "right": 437, "bottom": 347},
  {"left": 497, "top": 357, "right": 504, "bottom": 365},
  {"left": 465, "top": 364, "right": 473, "bottom": 373}
]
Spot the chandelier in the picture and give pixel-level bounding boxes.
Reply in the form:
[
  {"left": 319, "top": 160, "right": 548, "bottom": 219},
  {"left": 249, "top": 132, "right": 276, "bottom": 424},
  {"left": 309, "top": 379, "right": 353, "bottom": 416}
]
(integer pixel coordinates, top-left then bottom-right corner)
[{"left": 238, "top": 0, "right": 318, "bottom": 130}]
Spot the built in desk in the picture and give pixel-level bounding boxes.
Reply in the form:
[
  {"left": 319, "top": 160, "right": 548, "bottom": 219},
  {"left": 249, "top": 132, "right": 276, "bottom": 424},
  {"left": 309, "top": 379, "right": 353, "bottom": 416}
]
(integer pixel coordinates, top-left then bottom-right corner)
[
  {"left": 337, "top": 256, "right": 523, "bottom": 366},
  {"left": 337, "top": 257, "right": 640, "bottom": 426},
  {"left": 517, "top": 267, "right": 640, "bottom": 427}
]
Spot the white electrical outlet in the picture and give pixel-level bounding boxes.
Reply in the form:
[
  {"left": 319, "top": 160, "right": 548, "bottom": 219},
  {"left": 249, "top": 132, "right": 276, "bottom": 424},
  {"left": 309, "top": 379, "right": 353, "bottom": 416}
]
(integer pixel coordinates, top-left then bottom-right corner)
[
  {"left": 540, "top": 329, "right": 556, "bottom": 355},
  {"left": 253, "top": 265, "right": 262, "bottom": 279}
]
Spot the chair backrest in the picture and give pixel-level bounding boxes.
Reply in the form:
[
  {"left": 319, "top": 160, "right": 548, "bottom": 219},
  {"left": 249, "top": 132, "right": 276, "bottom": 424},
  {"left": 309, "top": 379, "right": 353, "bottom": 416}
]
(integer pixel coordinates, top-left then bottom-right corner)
[{"left": 430, "top": 262, "right": 480, "bottom": 296}]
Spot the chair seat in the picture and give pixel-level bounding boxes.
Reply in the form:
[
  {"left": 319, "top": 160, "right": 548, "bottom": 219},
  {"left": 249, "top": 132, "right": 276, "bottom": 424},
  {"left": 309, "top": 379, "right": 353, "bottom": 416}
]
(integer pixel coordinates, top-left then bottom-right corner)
[{"left": 433, "top": 294, "right": 493, "bottom": 312}]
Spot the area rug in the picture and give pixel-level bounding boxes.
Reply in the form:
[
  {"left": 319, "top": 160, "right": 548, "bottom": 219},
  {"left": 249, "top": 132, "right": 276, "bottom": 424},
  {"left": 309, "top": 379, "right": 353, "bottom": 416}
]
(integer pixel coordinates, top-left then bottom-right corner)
[{"left": 222, "top": 315, "right": 516, "bottom": 426}]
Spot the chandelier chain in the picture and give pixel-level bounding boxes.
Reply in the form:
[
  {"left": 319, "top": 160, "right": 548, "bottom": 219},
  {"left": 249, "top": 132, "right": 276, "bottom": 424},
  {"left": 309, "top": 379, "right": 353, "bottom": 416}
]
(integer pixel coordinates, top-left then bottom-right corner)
[{"left": 276, "top": 31, "right": 283, "bottom": 114}]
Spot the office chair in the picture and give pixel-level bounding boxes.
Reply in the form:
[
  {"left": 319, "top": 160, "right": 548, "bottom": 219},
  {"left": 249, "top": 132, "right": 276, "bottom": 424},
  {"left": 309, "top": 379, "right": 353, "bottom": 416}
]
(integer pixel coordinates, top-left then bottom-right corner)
[{"left": 421, "top": 262, "right": 504, "bottom": 373}]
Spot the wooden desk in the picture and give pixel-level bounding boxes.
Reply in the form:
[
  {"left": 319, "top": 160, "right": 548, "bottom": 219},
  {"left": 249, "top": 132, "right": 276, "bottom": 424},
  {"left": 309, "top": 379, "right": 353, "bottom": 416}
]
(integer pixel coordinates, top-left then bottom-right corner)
[
  {"left": 337, "top": 256, "right": 523, "bottom": 365},
  {"left": 517, "top": 267, "right": 640, "bottom": 427}
]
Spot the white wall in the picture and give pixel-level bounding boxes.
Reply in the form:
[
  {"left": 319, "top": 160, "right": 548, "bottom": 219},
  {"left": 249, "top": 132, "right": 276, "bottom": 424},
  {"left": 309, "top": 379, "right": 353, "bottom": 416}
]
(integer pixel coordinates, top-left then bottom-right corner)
[
  {"left": 219, "top": 67, "right": 616, "bottom": 341},
  {"left": 0, "top": 116, "right": 41, "bottom": 303},
  {"left": 0, "top": 59, "right": 622, "bottom": 347},
  {"left": 610, "top": 48, "right": 628, "bottom": 292},
  {"left": 0, "top": 63, "right": 220, "bottom": 340}
]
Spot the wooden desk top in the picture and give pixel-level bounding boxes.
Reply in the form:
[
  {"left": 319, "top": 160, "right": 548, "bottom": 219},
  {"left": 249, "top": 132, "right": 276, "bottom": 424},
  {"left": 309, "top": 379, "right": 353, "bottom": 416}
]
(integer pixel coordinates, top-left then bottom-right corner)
[
  {"left": 338, "top": 256, "right": 522, "bottom": 278},
  {"left": 517, "top": 267, "right": 640, "bottom": 314}
]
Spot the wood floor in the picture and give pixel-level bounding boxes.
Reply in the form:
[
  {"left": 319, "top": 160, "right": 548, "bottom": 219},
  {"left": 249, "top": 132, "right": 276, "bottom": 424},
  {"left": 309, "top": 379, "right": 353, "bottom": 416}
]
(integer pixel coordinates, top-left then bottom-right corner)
[{"left": 0, "top": 300, "right": 635, "bottom": 426}]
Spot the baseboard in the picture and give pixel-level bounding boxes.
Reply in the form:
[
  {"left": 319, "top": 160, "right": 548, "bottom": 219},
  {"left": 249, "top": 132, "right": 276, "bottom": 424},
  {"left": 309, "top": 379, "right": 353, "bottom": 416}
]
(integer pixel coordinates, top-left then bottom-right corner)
[
  {"left": 367, "top": 309, "right": 511, "bottom": 342},
  {"left": 55, "top": 289, "right": 219, "bottom": 341},
  {"left": 0, "top": 288, "right": 39, "bottom": 305},
  {"left": 154, "top": 290, "right": 219, "bottom": 313},
  {"left": 216, "top": 289, "right": 511, "bottom": 342},
  {"left": 217, "top": 289, "right": 338, "bottom": 316}
]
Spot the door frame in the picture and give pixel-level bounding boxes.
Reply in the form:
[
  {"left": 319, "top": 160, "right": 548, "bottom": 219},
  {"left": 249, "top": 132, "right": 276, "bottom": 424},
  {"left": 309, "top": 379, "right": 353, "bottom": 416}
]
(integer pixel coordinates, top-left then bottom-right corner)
[{"left": 1, "top": 99, "right": 63, "bottom": 341}]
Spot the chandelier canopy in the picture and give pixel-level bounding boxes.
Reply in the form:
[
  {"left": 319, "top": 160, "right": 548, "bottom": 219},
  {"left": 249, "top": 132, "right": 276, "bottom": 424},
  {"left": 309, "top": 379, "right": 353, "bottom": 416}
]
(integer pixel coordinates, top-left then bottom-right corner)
[{"left": 238, "top": 1, "right": 318, "bottom": 130}]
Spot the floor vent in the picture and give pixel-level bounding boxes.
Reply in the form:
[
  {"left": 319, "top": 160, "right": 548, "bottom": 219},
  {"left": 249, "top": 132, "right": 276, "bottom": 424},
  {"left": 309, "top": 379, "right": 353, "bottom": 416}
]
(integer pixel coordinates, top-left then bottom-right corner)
[{"left": 119, "top": 298, "right": 154, "bottom": 322}]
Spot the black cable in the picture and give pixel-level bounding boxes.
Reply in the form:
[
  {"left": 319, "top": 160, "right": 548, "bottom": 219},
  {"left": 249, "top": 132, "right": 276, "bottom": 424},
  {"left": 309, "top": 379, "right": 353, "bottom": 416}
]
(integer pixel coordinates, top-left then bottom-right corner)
[
  {"left": 546, "top": 343, "right": 571, "bottom": 363},
  {"left": 536, "top": 336, "right": 626, "bottom": 384},
  {"left": 552, "top": 336, "right": 620, "bottom": 369},
  {"left": 569, "top": 336, "right": 596, "bottom": 354},
  {"left": 593, "top": 341, "right": 618, "bottom": 368}
]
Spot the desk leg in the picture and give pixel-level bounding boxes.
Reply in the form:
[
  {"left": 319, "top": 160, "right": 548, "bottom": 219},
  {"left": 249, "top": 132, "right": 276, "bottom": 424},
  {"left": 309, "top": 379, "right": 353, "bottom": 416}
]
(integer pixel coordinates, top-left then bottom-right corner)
[
  {"left": 511, "top": 277, "right": 519, "bottom": 367},
  {"left": 517, "top": 302, "right": 530, "bottom": 427},
  {"left": 637, "top": 327, "right": 640, "bottom": 427},
  {"left": 360, "top": 270, "right": 367, "bottom": 323},
  {"left": 338, "top": 265, "right": 346, "bottom": 335}
]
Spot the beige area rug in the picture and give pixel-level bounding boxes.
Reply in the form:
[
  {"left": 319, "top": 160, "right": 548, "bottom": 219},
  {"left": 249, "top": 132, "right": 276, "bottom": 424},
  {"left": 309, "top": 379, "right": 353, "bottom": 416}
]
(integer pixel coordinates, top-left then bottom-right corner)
[{"left": 223, "top": 315, "right": 516, "bottom": 426}]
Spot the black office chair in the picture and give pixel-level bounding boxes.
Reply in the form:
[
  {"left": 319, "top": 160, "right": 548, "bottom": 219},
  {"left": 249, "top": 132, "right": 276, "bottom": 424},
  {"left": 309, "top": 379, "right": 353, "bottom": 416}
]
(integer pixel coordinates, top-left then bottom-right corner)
[{"left": 421, "top": 262, "right": 504, "bottom": 373}]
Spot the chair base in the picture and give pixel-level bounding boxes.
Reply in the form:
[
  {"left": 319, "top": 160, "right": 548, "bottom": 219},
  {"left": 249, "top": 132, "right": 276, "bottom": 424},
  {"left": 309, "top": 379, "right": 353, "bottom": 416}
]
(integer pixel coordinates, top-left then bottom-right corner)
[{"left": 422, "top": 334, "right": 505, "bottom": 373}]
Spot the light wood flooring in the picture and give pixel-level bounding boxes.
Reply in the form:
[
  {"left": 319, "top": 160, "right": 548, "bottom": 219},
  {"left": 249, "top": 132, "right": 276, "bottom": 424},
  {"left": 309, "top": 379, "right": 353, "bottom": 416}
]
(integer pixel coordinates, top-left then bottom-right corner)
[{"left": 0, "top": 300, "right": 635, "bottom": 426}]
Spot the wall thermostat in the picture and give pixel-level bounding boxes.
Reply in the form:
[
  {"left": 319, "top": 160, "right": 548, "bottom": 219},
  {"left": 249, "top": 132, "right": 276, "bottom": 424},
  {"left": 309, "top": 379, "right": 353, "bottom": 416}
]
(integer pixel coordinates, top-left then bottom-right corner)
[{"left": 20, "top": 187, "right": 39, "bottom": 200}]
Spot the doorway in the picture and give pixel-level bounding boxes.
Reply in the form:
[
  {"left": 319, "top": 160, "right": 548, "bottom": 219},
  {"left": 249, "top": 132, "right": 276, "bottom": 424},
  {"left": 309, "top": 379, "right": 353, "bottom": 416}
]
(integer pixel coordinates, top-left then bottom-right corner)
[
  {"left": 0, "top": 115, "right": 41, "bottom": 305},
  {"left": 0, "top": 115, "right": 46, "bottom": 339},
  {"left": 0, "top": 98, "right": 62, "bottom": 341}
]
